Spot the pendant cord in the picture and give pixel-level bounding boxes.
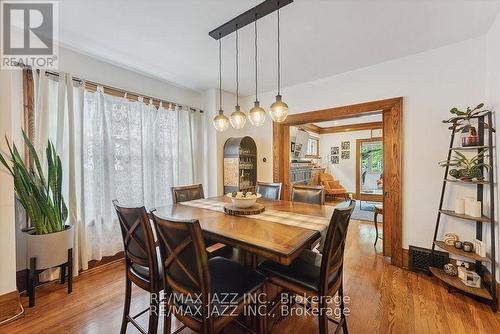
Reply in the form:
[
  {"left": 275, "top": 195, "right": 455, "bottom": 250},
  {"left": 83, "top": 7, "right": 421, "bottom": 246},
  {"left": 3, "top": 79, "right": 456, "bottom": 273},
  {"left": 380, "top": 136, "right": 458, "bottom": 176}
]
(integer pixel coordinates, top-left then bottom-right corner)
[
  {"left": 218, "top": 34, "right": 222, "bottom": 113},
  {"left": 277, "top": 4, "right": 281, "bottom": 95},
  {"left": 235, "top": 25, "right": 239, "bottom": 106},
  {"left": 255, "top": 15, "right": 258, "bottom": 102}
]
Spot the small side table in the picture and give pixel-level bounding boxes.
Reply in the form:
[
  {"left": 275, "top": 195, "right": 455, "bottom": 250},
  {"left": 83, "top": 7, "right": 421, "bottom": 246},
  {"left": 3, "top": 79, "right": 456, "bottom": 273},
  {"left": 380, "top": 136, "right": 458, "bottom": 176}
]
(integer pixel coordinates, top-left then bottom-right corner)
[{"left": 374, "top": 204, "right": 383, "bottom": 247}]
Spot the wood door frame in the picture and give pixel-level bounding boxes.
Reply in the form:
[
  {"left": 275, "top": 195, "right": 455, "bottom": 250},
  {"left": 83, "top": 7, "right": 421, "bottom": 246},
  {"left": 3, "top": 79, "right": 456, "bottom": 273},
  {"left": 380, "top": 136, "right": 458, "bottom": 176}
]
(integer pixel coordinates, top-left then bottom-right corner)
[
  {"left": 356, "top": 137, "right": 384, "bottom": 202},
  {"left": 273, "top": 97, "right": 403, "bottom": 267}
]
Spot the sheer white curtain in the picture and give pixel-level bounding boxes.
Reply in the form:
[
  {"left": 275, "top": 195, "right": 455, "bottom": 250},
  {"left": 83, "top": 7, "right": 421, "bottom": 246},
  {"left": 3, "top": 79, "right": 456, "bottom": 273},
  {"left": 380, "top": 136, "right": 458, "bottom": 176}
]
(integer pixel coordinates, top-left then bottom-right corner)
[
  {"left": 33, "top": 71, "right": 86, "bottom": 278},
  {"left": 82, "top": 88, "right": 203, "bottom": 261},
  {"left": 33, "top": 75, "right": 206, "bottom": 272}
]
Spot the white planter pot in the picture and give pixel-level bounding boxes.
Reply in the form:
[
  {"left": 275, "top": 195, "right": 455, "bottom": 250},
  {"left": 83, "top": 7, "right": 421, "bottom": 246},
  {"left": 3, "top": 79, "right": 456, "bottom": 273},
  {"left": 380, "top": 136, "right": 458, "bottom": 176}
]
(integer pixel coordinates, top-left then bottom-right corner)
[{"left": 24, "top": 225, "right": 74, "bottom": 270}]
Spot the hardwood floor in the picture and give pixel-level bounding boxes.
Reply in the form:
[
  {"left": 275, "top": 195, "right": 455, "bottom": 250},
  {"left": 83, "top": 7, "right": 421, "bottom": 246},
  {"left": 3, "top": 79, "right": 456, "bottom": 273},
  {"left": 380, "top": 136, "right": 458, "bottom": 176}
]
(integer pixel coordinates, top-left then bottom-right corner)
[{"left": 2, "top": 220, "right": 499, "bottom": 334}]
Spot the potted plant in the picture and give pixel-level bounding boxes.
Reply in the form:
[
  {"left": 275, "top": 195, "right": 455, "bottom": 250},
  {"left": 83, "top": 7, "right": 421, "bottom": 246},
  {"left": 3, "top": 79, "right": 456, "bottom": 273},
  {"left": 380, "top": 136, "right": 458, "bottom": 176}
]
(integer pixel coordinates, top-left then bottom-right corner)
[
  {"left": 0, "top": 131, "right": 73, "bottom": 306},
  {"left": 442, "top": 103, "right": 495, "bottom": 147},
  {"left": 439, "top": 149, "right": 490, "bottom": 181}
]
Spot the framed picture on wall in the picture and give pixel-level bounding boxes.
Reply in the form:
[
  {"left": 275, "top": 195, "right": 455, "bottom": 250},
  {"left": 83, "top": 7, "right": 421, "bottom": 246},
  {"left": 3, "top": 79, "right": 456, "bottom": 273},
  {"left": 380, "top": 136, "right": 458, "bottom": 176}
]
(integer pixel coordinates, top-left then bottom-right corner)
[
  {"left": 331, "top": 146, "right": 339, "bottom": 155},
  {"left": 341, "top": 151, "right": 350, "bottom": 160},
  {"left": 331, "top": 155, "right": 339, "bottom": 164},
  {"left": 341, "top": 141, "right": 350, "bottom": 150}
]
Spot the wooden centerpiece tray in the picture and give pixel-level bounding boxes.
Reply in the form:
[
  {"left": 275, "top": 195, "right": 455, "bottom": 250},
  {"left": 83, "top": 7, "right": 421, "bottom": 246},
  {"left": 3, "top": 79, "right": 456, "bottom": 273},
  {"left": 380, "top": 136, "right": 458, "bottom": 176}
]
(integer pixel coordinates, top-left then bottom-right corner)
[{"left": 224, "top": 203, "right": 265, "bottom": 216}]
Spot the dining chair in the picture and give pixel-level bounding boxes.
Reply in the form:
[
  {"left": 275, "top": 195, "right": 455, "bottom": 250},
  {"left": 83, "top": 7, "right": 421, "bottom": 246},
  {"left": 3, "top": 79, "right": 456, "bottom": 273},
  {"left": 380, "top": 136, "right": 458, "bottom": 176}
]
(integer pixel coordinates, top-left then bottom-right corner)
[
  {"left": 256, "top": 181, "right": 282, "bottom": 200},
  {"left": 258, "top": 200, "right": 356, "bottom": 334},
  {"left": 171, "top": 184, "right": 205, "bottom": 204},
  {"left": 113, "top": 200, "right": 163, "bottom": 334},
  {"left": 151, "top": 212, "right": 268, "bottom": 334},
  {"left": 171, "top": 184, "right": 229, "bottom": 256},
  {"left": 291, "top": 184, "right": 325, "bottom": 205}
]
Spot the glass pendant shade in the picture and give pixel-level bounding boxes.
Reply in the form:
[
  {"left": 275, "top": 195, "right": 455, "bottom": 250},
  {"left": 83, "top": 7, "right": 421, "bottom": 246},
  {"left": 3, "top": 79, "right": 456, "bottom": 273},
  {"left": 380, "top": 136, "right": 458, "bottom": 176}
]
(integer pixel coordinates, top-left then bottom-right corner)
[
  {"left": 213, "top": 110, "right": 230, "bottom": 132},
  {"left": 269, "top": 94, "right": 288, "bottom": 122},
  {"left": 230, "top": 105, "right": 246, "bottom": 129},
  {"left": 249, "top": 101, "right": 266, "bottom": 126}
]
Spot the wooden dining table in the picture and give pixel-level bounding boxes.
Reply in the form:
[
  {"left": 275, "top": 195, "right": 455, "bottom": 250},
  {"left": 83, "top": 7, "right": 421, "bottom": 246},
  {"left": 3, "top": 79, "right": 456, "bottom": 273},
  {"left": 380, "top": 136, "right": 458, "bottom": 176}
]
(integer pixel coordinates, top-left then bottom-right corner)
[{"left": 153, "top": 196, "right": 336, "bottom": 266}]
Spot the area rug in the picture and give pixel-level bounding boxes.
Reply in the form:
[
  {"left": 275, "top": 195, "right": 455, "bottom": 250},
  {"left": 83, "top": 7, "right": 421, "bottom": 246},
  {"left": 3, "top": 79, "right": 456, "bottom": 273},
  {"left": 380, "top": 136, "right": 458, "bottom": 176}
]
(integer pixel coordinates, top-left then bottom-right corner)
[{"left": 349, "top": 201, "right": 381, "bottom": 222}]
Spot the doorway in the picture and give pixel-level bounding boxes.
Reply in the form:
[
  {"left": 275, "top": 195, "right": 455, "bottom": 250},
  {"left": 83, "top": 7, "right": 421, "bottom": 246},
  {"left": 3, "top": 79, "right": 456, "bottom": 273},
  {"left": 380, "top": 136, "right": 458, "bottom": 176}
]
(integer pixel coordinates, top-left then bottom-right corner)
[
  {"left": 272, "top": 97, "right": 403, "bottom": 267},
  {"left": 356, "top": 137, "right": 383, "bottom": 202}
]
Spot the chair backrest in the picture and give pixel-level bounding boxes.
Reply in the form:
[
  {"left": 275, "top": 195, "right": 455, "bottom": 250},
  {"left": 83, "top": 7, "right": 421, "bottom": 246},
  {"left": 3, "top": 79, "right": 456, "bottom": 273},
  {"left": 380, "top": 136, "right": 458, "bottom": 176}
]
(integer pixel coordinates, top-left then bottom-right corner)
[
  {"left": 318, "top": 172, "right": 335, "bottom": 184},
  {"left": 151, "top": 212, "right": 210, "bottom": 314},
  {"left": 256, "top": 181, "right": 282, "bottom": 200},
  {"left": 319, "top": 200, "right": 355, "bottom": 295},
  {"left": 291, "top": 184, "right": 325, "bottom": 205},
  {"left": 171, "top": 184, "right": 205, "bottom": 204},
  {"left": 113, "top": 200, "right": 159, "bottom": 287}
]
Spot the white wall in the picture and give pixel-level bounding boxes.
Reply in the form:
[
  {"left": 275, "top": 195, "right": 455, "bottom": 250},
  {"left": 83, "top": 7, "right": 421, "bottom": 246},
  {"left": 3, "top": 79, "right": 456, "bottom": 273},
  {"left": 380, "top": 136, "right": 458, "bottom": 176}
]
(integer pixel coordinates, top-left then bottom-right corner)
[
  {"left": 201, "top": 88, "right": 221, "bottom": 197},
  {"left": 204, "top": 88, "right": 273, "bottom": 195},
  {"left": 319, "top": 130, "right": 373, "bottom": 193},
  {"left": 0, "top": 70, "right": 23, "bottom": 295},
  {"left": 486, "top": 13, "right": 500, "bottom": 279},
  {"left": 59, "top": 47, "right": 201, "bottom": 108},
  {"left": 212, "top": 36, "right": 489, "bottom": 253}
]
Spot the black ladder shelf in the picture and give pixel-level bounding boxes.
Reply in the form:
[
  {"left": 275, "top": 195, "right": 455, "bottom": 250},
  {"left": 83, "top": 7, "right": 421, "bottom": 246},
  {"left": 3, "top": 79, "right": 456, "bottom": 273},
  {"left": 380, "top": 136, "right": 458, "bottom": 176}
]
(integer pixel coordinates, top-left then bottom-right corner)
[{"left": 430, "top": 112, "right": 497, "bottom": 312}]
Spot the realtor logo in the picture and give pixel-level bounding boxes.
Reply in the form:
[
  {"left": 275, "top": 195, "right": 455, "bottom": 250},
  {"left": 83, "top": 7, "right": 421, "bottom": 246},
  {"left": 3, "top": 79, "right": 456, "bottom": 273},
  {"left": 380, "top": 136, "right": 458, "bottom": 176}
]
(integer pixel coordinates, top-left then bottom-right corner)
[{"left": 1, "top": 0, "right": 59, "bottom": 69}]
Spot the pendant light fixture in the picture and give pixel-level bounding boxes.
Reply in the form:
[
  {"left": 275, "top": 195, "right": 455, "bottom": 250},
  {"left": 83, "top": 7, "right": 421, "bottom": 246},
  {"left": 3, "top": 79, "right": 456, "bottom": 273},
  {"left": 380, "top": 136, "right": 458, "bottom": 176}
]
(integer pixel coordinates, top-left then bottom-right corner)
[
  {"left": 229, "top": 25, "right": 247, "bottom": 129},
  {"left": 213, "top": 35, "right": 230, "bottom": 132},
  {"left": 248, "top": 14, "right": 266, "bottom": 126},
  {"left": 269, "top": 3, "right": 288, "bottom": 122}
]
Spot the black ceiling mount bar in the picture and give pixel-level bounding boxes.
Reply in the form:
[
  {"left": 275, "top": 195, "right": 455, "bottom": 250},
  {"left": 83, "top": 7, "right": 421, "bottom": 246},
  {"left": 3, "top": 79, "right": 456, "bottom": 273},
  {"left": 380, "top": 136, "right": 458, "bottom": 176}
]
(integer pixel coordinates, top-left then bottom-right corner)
[{"left": 209, "top": 0, "right": 293, "bottom": 40}]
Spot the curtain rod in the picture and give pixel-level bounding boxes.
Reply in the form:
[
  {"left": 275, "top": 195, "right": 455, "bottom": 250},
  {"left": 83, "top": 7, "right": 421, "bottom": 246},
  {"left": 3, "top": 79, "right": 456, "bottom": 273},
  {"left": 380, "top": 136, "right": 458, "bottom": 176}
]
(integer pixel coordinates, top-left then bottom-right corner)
[{"left": 31, "top": 67, "right": 202, "bottom": 113}]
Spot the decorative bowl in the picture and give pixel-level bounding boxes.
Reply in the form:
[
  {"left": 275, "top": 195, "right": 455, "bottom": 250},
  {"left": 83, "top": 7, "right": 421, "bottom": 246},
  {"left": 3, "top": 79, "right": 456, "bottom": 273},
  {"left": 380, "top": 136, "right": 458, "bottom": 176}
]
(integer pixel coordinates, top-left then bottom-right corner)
[{"left": 226, "top": 192, "right": 262, "bottom": 209}]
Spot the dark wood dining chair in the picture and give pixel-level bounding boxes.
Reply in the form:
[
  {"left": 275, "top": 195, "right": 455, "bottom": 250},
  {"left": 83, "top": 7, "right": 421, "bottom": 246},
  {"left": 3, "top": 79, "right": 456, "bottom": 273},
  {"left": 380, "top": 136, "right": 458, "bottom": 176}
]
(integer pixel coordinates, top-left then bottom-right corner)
[
  {"left": 171, "top": 184, "right": 229, "bottom": 256},
  {"left": 256, "top": 181, "right": 282, "bottom": 200},
  {"left": 113, "top": 200, "right": 163, "bottom": 334},
  {"left": 258, "top": 200, "right": 356, "bottom": 334},
  {"left": 151, "top": 212, "right": 268, "bottom": 334},
  {"left": 291, "top": 184, "right": 325, "bottom": 205},
  {"left": 171, "top": 184, "right": 205, "bottom": 204}
]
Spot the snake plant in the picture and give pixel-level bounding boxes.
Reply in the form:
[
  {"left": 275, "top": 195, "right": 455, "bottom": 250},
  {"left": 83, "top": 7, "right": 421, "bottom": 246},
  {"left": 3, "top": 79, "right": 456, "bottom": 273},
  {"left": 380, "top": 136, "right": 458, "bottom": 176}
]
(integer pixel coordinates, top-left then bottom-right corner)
[{"left": 0, "top": 131, "right": 68, "bottom": 234}]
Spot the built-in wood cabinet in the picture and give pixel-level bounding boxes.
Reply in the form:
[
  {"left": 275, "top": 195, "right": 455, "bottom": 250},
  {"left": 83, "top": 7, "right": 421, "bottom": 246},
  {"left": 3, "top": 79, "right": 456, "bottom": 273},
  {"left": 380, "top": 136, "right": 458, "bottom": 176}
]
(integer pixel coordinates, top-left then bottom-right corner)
[{"left": 223, "top": 136, "right": 257, "bottom": 194}]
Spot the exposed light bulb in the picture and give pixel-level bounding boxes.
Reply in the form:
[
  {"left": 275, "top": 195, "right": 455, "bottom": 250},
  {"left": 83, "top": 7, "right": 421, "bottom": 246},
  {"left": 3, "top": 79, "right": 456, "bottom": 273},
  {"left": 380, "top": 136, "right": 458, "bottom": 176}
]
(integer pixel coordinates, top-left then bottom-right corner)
[
  {"left": 249, "top": 101, "right": 266, "bottom": 126},
  {"left": 213, "top": 110, "right": 229, "bottom": 132},
  {"left": 230, "top": 105, "right": 246, "bottom": 129},
  {"left": 269, "top": 94, "right": 288, "bottom": 122}
]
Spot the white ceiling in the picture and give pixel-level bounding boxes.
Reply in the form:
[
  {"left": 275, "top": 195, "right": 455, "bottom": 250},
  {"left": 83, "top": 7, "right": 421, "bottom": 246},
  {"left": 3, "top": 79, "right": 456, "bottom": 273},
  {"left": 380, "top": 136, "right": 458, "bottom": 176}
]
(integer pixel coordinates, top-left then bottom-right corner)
[
  {"left": 59, "top": 0, "right": 500, "bottom": 96},
  {"left": 313, "top": 113, "right": 382, "bottom": 128}
]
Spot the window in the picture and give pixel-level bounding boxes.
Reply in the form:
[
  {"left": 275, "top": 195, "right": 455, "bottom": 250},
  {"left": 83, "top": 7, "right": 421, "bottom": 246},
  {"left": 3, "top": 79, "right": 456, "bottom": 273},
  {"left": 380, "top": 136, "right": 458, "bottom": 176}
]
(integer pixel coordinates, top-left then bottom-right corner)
[{"left": 306, "top": 137, "right": 319, "bottom": 157}]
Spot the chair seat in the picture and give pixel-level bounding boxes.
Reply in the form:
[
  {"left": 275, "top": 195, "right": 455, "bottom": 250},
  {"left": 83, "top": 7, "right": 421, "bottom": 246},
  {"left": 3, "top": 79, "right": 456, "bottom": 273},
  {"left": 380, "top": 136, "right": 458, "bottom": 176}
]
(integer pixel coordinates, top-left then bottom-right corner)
[
  {"left": 173, "top": 256, "right": 266, "bottom": 319},
  {"left": 129, "top": 247, "right": 164, "bottom": 287},
  {"left": 210, "top": 256, "right": 266, "bottom": 301},
  {"left": 258, "top": 249, "right": 339, "bottom": 292}
]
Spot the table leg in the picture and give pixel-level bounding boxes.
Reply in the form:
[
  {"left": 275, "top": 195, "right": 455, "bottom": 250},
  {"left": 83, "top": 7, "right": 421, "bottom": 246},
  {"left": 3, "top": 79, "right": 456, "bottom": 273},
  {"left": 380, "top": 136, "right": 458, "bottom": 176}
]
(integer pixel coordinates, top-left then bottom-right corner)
[{"left": 374, "top": 211, "right": 379, "bottom": 247}]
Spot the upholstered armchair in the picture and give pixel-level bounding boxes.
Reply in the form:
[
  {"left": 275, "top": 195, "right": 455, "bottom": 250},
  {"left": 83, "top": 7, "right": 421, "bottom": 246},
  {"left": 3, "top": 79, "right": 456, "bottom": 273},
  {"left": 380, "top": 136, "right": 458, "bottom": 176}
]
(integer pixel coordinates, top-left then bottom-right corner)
[{"left": 318, "top": 172, "right": 349, "bottom": 200}]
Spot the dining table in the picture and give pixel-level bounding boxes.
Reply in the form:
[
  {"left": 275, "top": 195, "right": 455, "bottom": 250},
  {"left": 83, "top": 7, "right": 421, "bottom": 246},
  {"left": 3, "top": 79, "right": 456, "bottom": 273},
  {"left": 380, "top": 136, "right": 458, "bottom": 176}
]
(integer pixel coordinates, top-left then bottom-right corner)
[{"left": 153, "top": 195, "right": 338, "bottom": 266}]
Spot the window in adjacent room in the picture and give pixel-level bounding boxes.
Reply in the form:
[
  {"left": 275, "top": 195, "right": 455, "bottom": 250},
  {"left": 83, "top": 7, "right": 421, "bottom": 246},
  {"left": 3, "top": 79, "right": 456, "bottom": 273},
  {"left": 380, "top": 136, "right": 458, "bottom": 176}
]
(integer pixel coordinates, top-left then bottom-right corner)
[{"left": 306, "top": 137, "right": 319, "bottom": 157}]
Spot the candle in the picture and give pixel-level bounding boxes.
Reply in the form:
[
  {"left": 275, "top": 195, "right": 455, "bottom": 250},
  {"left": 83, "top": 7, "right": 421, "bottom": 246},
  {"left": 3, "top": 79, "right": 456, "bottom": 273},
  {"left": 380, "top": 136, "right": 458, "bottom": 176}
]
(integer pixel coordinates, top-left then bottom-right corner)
[
  {"left": 464, "top": 197, "right": 475, "bottom": 216},
  {"left": 454, "top": 198, "right": 465, "bottom": 214},
  {"left": 470, "top": 201, "right": 482, "bottom": 218}
]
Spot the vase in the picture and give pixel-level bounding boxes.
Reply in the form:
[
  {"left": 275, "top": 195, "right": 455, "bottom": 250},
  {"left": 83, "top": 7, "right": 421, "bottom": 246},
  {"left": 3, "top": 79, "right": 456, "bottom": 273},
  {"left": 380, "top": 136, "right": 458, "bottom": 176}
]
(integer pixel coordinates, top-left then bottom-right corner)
[
  {"left": 24, "top": 225, "right": 74, "bottom": 270},
  {"left": 461, "top": 124, "right": 479, "bottom": 147}
]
